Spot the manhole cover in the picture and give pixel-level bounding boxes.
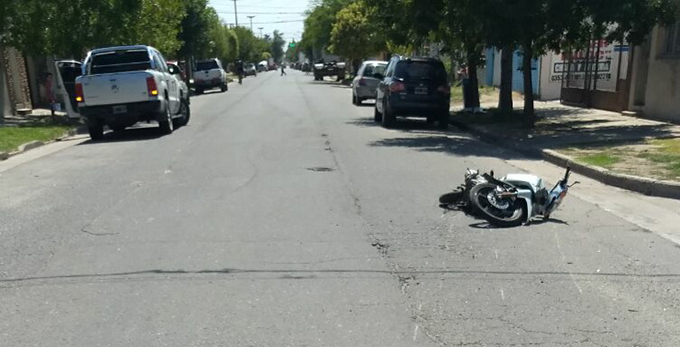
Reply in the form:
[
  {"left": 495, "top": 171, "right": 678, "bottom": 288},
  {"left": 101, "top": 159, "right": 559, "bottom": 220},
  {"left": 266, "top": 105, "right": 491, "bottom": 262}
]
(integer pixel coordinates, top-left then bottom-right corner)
[{"left": 307, "top": 167, "right": 334, "bottom": 172}]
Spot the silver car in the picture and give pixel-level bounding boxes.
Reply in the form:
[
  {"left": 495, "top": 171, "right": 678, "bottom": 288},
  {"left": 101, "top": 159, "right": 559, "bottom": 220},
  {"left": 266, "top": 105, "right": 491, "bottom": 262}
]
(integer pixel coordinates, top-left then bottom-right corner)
[{"left": 352, "top": 60, "right": 388, "bottom": 105}]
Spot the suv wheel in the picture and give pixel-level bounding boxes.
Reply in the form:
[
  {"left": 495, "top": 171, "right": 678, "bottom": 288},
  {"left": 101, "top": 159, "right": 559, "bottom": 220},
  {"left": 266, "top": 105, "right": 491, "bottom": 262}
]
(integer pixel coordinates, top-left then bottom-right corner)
[
  {"left": 381, "top": 101, "right": 396, "bottom": 128},
  {"left": 88, "top": 120, "right": 104, "bottom": 141},
  {"left": 220, "top": 83, "right": 228, "bottom": 92},
  {"left": 438, "top": 110, "right": 449, "bottom": 129}
]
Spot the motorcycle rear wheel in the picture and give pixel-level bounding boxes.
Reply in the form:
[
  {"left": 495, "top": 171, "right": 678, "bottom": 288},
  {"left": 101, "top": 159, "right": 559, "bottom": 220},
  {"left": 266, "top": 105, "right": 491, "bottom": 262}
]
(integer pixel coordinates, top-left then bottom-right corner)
[{"left": 470, "top": 183, "right": 527, "bottom": 227}]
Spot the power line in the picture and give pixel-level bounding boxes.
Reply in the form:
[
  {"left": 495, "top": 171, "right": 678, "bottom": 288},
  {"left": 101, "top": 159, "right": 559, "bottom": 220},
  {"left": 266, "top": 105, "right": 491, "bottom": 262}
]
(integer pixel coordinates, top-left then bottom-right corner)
[
  {"left": 248, "top": 19, "right": 305, "bottom": 25},
  {"left": 215, "top": 11, "right": 304, "bottom": 15}
]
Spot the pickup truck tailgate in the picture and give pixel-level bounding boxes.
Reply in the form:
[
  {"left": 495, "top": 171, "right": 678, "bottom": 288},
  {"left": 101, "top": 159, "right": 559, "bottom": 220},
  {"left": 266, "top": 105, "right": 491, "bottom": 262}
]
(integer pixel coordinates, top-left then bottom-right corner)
[
  {"left": 79, "top": 71, "right": 153, "bottom": 106},
  {"left": 194, "top": 69, "right": 221, "bottom": 82}
]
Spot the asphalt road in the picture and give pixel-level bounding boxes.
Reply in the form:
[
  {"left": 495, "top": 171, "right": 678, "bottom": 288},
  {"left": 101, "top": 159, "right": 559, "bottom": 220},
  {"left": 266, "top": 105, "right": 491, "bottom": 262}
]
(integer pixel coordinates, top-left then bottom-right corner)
[{"left": 2, "top": 70, "right": 680, "bottom": 346}]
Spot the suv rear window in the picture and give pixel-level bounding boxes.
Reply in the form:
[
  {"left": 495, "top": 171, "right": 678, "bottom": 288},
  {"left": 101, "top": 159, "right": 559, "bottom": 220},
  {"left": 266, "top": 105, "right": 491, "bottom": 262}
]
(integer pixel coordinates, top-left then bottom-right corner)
[
  {"left": 196, "top": 60, "right": 219, "bottom": 71},
  {"left": 363, "top": 64, "right": 387, "bottom": 77},
  {"left": 395, "top": 61, "right": 447, "bottom": 82},
  {"left": 90, "top": 50, "right": 151, "bottom": 74}
]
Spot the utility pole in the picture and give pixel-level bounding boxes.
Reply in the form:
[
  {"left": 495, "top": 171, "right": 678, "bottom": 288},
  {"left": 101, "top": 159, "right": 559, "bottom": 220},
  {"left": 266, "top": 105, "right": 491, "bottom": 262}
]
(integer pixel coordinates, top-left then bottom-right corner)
[
  {"left": 258, "top": 27, "right": 264, "bottom": 38},
  {"left": 247, "top": 16, "right": 255, "bottom": 32},
  {"left": 232, "top": 0, "right": 238, "bottom": 27}
]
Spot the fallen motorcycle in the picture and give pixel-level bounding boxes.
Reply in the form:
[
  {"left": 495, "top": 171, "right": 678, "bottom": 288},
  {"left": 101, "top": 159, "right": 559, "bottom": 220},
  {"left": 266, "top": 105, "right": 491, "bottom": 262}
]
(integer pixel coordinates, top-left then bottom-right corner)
[{"left": 439, "top": 167, "right": 577, "bottom": 227}]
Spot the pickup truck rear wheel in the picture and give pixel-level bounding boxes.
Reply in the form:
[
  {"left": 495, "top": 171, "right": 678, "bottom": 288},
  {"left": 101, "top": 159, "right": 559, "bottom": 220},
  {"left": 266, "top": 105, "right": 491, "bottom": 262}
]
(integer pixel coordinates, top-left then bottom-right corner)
[
  {"left": 220, "top": 83, "right": 228, "bottom": 92},
  {"left": 158, "top": 105, "right": 174, "bottom": 135},
  {"left": 88, "top": 121, "right": 104, "bottom": 141}
]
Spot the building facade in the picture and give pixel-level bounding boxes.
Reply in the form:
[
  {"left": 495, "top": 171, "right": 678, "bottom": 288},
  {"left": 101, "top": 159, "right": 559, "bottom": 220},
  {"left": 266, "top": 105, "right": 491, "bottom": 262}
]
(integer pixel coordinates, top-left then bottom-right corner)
[{"left": 628, "top": 23, "right": 680, "bottom": 122}]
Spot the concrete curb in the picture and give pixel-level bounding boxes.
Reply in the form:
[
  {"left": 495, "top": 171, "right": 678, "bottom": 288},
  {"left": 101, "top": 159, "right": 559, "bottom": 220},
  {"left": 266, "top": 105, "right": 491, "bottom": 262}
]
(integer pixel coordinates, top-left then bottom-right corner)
[
  {"left": 17, "top": 140, "right": 45, "bottom": 152},
  {"left": 449, "top": 117, "right": 680, "bottom": 200},
  {"left": 542, "top": 149, "right": 680, "bottom": 200}
]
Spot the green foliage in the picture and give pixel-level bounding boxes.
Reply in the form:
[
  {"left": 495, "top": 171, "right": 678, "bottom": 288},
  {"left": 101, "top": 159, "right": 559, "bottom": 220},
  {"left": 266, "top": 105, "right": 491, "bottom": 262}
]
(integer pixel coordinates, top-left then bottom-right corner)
[
  {"left": 207, "top": 24, "right": 239, "bottom": 64},
  {"left": 232, "top": 26, "right": 269, "bottom": 62},
  {"left": 301, "top": 0, "right": 351, "bottom": 53},
  {"left": 177, "top": 0, "right": 218, "bottom": 59},
  {"left": 271, "top": 30, "right": 286, "bottom": 63},
  {"left": 328, "top": 1, "right": 385, "bottom": 61},
  {"left": 4, "top": 0, "right": 184, "bottom": 58},
  {"left": 131, "top": 0, "right": 185, "bottom": 55}
]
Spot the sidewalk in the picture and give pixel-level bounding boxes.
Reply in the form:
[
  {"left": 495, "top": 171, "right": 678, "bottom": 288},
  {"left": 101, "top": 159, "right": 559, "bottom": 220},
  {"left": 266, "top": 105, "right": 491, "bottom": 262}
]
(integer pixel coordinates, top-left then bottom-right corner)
[{"left": 450, "top": 101, "right": 680, "bottom": 199}]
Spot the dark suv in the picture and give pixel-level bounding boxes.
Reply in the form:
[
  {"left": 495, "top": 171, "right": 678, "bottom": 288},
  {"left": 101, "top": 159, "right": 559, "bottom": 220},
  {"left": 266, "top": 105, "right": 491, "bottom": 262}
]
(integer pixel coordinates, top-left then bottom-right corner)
[{"left": 374, "top": 56, "right": 450, "bottom": 128}]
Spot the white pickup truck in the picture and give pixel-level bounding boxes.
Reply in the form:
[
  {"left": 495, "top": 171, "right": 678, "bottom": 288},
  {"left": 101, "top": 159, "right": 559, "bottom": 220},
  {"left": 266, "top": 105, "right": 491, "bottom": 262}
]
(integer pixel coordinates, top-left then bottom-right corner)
[
  {"left": 76, "top": 45, "right": 189, "bottom": 140},
  {"left": 192, "top": 58, "right": 228, "bottom": 94}
]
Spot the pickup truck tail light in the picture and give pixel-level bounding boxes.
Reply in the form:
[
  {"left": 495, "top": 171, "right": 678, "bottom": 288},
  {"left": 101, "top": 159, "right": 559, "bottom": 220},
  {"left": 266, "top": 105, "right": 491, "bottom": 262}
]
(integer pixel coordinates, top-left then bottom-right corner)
[
  {"left": 389, "top": 81, "right": 406, "bottom": 93},
  {"left": 146, "top": 77, "right": 158, "bottom": 96},
  {"left": 75, "top": 83, "right": 84, "bottom": 103},
  {"left": 437, "top": 84, "right": 451, "bottom": 95}
]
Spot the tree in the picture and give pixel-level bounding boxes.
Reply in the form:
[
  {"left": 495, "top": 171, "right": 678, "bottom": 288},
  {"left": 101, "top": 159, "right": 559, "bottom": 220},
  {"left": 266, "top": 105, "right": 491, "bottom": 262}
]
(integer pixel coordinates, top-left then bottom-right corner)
[
  {"left": 232, "top": 26, "right": 269, "bottom": 62},
  {"left": 4, "top": 0, "right": 183, "bottom": 58},
  {"left": 301, "top": 0, "right": 351, "bottom": 59},
  {"left": 328, "top": 1, "right": 385, "bottom": 73},
  {"left": 129, "top": 0, "right": 185, "bottom": 55},
  {"left": 271, "top": 30, "right": 286, "bottom": 63},
  {"left": 177, "top": 0, "right": 216, "bottom": 61}
]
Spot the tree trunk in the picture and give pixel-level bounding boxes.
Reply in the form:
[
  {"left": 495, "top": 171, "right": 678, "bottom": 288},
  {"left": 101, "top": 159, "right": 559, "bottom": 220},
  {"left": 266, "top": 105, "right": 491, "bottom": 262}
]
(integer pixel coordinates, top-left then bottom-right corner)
[
  {"left": 521, "top": 43, "right": 535, "bottom": 127},
  {"left": 467, "top": 55, "right": 480, "bottom": 109},
  {"left": 498, "top": 46, "right": 514, "bottom": 114}
]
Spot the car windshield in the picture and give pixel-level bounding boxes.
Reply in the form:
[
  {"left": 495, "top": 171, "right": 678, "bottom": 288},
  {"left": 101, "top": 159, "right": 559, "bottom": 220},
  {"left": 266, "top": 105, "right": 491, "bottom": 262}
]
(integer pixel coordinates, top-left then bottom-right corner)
[
  {"left": 363, "top": 63, "right": 387, "bottom": 77},
  {"left": 395, "top": 61, "right": 447, "bottom": 82},
  {"left": 196, "top": 60, "right": 219, "bottom": 71},
  {"left": 90, "top": 50, "right": 150, "bottom": 74}
]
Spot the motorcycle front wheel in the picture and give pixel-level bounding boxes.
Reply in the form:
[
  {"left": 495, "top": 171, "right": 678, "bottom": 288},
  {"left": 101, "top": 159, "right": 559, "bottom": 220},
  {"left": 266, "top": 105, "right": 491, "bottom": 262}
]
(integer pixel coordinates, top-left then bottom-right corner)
[
  {"left": 470, "top": 183, "right": 527, "bottom": 227},
  {"left": 439, "top": 190, "right": 464, "bottom": 205}
]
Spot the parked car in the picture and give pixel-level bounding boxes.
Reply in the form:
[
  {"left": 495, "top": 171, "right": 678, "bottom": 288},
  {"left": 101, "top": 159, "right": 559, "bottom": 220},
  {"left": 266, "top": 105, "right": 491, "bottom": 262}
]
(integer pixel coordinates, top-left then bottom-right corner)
[
  {"left": 193, "top": 58, "right": 228, "bottom": 94},
  {"left": 302, "top": 62, "right": 311, "bottom": 72},
  {"left": 374, "top": 56, "right": 450, "bottom": 129},
  {"left": 76, "top": 45, "right": 188, "bottom": 140},
  {"left": 167, "top": 62, "right": 191, "bottom": 123},
  {"left": 257, "top": 61, "right": 268, "bottom": 72},
  {"left": 244, "top": 63, "right": 257, "bottom": 76},
  {"left": 352, "top": 60, "right": 388, "bottom": 105}
]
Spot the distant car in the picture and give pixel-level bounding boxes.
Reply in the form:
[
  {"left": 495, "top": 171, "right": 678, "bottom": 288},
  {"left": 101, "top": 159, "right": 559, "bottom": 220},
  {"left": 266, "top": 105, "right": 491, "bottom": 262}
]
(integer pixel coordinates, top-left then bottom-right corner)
[
  {"left": 313, "top": 61, "right": 346, "bottom": 81},
  {"left": 244, "top": 63, "right": 257, "bottom": 76},
  {"left": 193, "top": 58, "right": 228, "bottom": 94},
  {"left": 257, "top": 61, "right": 268, "bottom": 72},
  {"left": 374, "top": 56, "right": 450, "bottom": 129},
  {"left": 352, "top": 60, "right": 388, "bottom": 105}
]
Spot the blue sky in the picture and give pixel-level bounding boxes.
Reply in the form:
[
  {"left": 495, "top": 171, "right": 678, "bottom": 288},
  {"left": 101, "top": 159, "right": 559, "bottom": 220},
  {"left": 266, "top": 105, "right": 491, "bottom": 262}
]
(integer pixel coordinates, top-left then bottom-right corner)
[{"left": 209, "top": 0, "right": 312, "bottom": 44}]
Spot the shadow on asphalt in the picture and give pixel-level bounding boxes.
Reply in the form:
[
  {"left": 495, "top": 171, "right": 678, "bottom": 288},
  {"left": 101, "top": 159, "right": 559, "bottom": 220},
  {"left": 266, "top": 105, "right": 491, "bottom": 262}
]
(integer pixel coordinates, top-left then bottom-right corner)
[
  {"left": 191, "top": 89, "right": 228, "bottom": 98},
  {"left": 467, "top": 217, "right": 569, "bottom": 230},
  {"left": 354, "top": 101, "right": 376, "bottom": 107},
  {"left": 349, "top": 116, "right": 533, "bottom": 161},
  {"left": 78, "top": 125, "right": 180, "bottom": 145}
]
